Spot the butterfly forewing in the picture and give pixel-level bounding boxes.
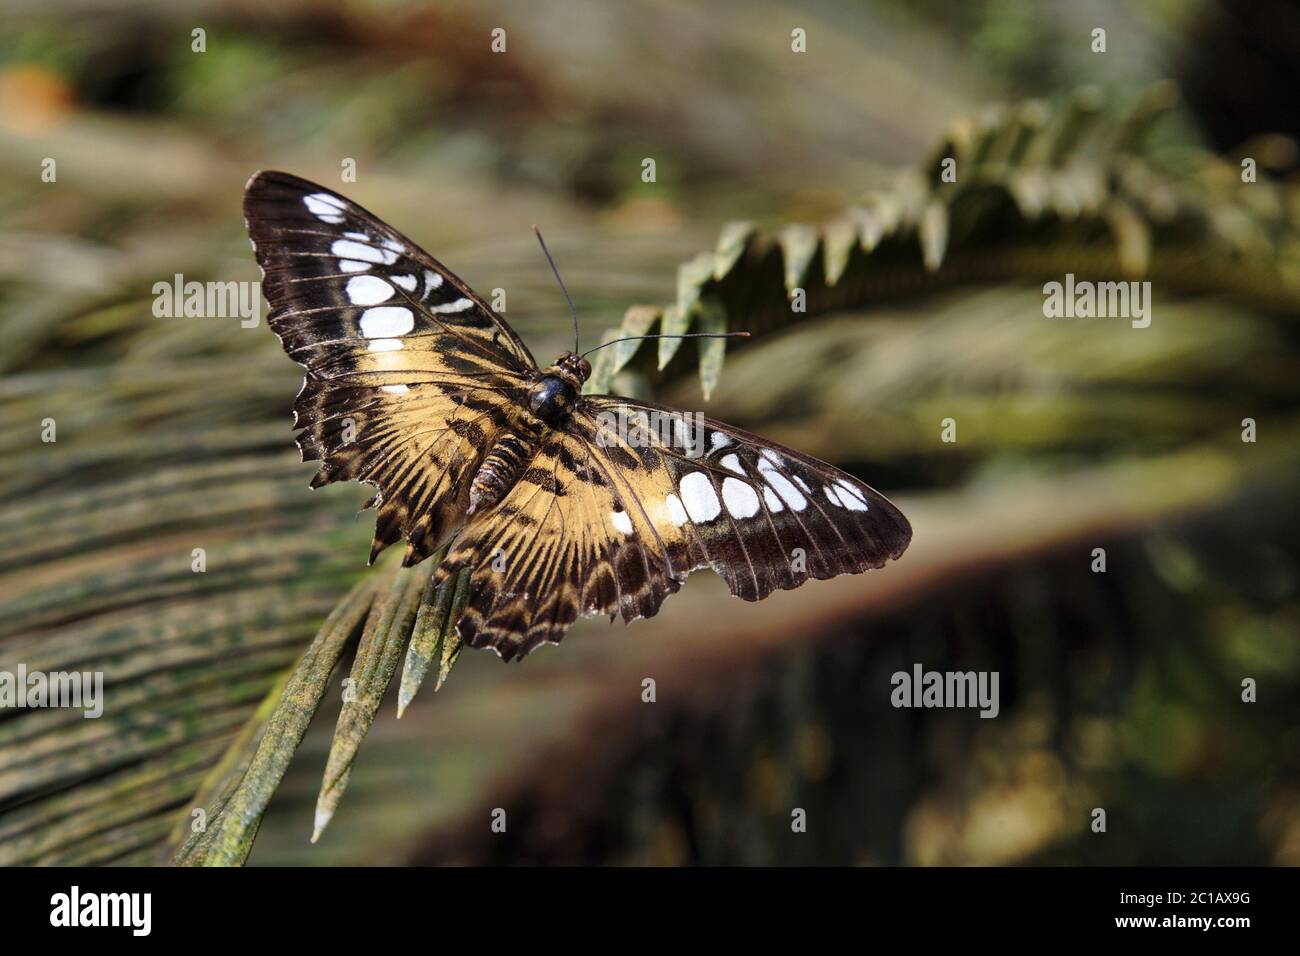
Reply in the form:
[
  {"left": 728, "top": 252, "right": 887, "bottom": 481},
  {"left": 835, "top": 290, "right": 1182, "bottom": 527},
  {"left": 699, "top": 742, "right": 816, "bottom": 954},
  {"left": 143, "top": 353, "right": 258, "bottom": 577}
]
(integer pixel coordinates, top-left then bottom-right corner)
[
  {"left": 245, "top": 171, "right": 534, "bottom": 564},
  {"left": 588, "top": 399, "right": 913, "bottom": 597},
  {"left": 244, "top": 170, "right": 536, "bottom": 371}
]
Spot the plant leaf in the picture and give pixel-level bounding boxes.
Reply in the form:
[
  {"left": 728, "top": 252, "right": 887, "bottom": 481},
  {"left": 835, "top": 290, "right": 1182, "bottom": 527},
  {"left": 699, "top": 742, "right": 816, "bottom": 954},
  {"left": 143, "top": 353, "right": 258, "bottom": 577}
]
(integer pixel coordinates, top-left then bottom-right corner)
[
  {"left": 172, "top": 574, "right": 382, "bottom": 866},
  {"left": 397, "top": 555, "right": 469, "bottom": 717},
  {"left": 311, "top": 565, "right": 426, "bottom": 842},
  {"left": 590, "top": 85, "right": 1299, "bottom": 398}
]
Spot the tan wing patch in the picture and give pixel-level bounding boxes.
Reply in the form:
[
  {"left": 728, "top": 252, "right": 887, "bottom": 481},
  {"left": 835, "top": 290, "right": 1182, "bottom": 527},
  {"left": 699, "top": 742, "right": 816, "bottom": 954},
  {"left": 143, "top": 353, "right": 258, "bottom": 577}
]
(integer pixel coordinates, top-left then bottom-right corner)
[
  {"left": 296, "top": 374, "right": 527, "bottom": 564},
  {"left": 431, "top": 423, "right": 690, "bottom": 660}
]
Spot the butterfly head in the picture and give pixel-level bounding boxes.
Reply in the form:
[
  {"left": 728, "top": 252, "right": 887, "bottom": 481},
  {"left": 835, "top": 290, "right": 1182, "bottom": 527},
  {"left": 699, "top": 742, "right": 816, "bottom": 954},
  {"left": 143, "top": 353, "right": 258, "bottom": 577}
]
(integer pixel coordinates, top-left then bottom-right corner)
[
  {"left": 550, "top": 350, "right": 591, "bottom": 384},
  {"left": 529, "top": 351, "right": 591, "bottom": 422}
]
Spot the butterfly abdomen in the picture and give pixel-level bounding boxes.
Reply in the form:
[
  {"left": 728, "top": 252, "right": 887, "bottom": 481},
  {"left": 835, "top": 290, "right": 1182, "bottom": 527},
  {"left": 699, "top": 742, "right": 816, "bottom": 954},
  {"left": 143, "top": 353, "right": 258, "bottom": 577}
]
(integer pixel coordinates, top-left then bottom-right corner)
[{"left": 469, "top": 432, "right": 535, "bottom": 514}]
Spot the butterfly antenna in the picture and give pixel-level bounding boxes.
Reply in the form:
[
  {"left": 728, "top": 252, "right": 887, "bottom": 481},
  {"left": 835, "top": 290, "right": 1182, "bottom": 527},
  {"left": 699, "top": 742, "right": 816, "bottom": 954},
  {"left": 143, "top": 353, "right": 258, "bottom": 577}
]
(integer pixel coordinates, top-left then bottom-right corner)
[
  {"left": 533, "top": 226, "right": 580, "bottom": 354},
  {"left": 580, "top": 331, "right": 750, "bottom": 359}
]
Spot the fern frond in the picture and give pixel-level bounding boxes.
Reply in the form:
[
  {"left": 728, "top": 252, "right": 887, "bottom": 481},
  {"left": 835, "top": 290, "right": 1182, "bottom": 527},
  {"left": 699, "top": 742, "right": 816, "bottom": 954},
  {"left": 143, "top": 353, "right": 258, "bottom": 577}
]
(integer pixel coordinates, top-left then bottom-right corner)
[{"left": 588, "top": 84, "right": 1300, "bottom": 399}]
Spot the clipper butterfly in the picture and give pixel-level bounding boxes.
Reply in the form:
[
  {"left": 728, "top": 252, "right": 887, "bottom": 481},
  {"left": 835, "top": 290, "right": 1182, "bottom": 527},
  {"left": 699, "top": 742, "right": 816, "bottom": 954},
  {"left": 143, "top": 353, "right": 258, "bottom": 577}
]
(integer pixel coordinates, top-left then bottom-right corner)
[{"left": 244, "top": 171, "right": 912, "bottom": 661}]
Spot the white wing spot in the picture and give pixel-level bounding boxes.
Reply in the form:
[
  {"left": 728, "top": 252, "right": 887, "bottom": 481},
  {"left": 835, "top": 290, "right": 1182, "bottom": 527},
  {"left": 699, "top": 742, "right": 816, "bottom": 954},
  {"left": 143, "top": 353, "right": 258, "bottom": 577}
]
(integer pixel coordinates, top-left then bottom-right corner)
[
  {"left": 359, "top": 307, "right": 414, "bottom": 338},
  {"left": 381, "top": 384, "right": 410, "bottom": 394},
  {"left": 722, "top": 477, "right": 760, "bottom": 518},
  {"left": 679, "top": 472, "right": 721, "bottom": 522},
  {"left": 762, "top": 486, "right": 785, "bottom": 512},
  {"left": 330, "top": 239, "right": 397, "bottom": 265},
  {"left": 422, "top": 270, "right": 444, "bottom": 298},
  {"left": 610, "top": 510, "right": 634, "bottom": 536},
  {"left": 392, "top": 274, "right": 417, "bottom": 292},
  {"left": 304, "top": 193, "right": 345, "bottom": 223},
  {"left": 720, "top": 453, "right": 744, "bottom": 474},
  {"left": 711, "top": 432, "right": 733, "bottom": 451},
  {"left": 368, "top": 338, "right": 403, "bottom": 352},
  {"left": 346, "top": 275, "right": 394, "bottom": 305},
  {"left": 757, "top": 463, "right": 807, "bottom": 511},
  {"left": 339, "top": 259, "right": 371, "bottom": 273},
  {"left": 836, "top": 479, "right": 869, "bottom": 512},
  {"left": 665, "top": 494, "right": 688, "bottom": 527},
  {"left": 428, "top": 297, "right": 475, "bottom": 314},
  {"left": 825, "top": 484, "right": 844, "bottom": 507}
]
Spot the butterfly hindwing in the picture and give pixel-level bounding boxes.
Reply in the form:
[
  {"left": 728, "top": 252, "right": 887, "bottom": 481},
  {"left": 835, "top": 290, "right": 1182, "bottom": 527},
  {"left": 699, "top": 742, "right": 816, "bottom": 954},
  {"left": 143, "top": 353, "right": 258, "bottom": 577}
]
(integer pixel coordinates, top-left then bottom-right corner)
[
  {"left": 294, "top": 374, "right": 527, "bottom": 565},
  {"left": 245, "top": 171, "right": 535, "bottom": 564},
  {"left": 431, "top": 420, "right": 680, "bottom": 660},
  {"left": 434, "top": 395, "right": 912, "bottom": 660}
]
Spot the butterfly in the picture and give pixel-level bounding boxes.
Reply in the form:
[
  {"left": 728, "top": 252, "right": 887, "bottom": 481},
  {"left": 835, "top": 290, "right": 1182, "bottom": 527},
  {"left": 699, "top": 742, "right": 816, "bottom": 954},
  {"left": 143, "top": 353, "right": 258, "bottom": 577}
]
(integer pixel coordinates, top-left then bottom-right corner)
[{"left": 244, "top": 171, "right": 912, "bottom": 661}]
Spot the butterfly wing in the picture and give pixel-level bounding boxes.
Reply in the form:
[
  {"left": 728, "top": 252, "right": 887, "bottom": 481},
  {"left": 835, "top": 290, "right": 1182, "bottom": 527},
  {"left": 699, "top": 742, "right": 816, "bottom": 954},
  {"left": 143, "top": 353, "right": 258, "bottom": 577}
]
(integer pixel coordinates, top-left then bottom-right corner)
[
  {"left": 245, "top": 170, "right": 535, "bottom": 564},
  {"left": 435, "top": 395, "right": 912, "bottom": 660}
]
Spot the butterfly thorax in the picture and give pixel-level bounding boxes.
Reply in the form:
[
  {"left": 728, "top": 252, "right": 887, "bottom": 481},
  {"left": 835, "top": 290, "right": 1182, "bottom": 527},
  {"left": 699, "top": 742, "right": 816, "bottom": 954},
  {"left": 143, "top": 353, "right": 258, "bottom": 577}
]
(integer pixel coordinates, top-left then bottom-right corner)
[
  {"left": 468, "top": 353, "right": 592, "bottom": 515},
  {"left": 527, "top": 351, "right": 591, "bottom": 423}
]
